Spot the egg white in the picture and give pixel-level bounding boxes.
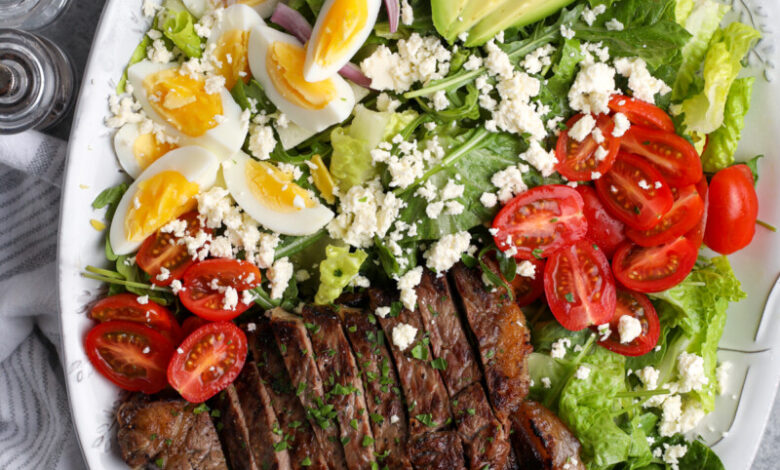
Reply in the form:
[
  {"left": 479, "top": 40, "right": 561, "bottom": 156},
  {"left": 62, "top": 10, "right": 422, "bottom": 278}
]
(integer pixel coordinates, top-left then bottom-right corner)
[
  {"left": 183, "top": 0, "right": 279, "bottom": 19},
  {"left": 206, "top": 4, "right": 265, "bottom": 46},
  {"left": 222, "top": 151, "right": 334, "bottom": 235},
  {"left": 304, "top": 0, "right": 382, "bottom": 82},
  {"left": 127, "top": 60, "right": 248, "bottom": 161},
  {"left": 248, "top": 25, "right": 356, "bottom": 133},
  {"left": 110, "top": 146, "right": 220, "bottom": 255}
]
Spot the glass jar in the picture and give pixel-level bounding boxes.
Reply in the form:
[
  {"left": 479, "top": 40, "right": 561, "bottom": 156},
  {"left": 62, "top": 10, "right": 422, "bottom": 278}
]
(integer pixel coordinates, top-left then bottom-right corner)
[
  {"left": 0, "top": 0, "right": 72, "bottom": 31},
  {"left": 0, "top": 28, "right": 75, "bottom": 134}
]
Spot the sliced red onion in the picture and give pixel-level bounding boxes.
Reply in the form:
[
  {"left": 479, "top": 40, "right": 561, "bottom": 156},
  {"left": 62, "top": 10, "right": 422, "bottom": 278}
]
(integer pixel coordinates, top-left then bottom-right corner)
[
  {"left": 270, "top": 3, "right": 373, "bottom": 88},
  {"left": 384, "top": 0, "right": 400, "bottom": 33}
]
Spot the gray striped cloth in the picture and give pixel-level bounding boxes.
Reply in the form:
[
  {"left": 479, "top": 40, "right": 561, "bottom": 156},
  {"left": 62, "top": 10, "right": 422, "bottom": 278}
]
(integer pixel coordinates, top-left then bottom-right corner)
[{"left": 0, "top": 131, "right": 86, "bottom": 470}]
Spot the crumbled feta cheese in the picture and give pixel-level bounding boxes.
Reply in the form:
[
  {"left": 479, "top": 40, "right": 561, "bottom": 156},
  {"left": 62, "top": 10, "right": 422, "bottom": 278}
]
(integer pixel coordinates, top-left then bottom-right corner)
[
  {"left": 171, "top": 279, "right": 185, "bottom": 294},
  {"left": 717, "top": 361, "right": 732, "bottom": 395},
  {"left": 424, "top": 232, "right": 472, "bottom": 273},
  {"left": 390, "top": 414, "right": 400, "bottom": 424},
  {"left": 105, "top": 93, "right": 144, "bottom": 128},
  {"left": 351, "top": 275, "right": 371, "bottom": 288},
  {"left": 659, "top": 395, "right": 682, "bottom": 436},
  {"left": 248, "top": 125, "right": 276, "bottom": 160},
  {"left": 463, "top": 55, "right": 483, "bottom": 71},
  {"left": 663, "top": 444, "right": 688, "bottom": 470},
  {"left": 583, "top": 4, "right": 606, "bottom": 26},
  {"left": 594, "top": 145, "right": 608, "bottom": 161},
  {"left": 591, "top": 127, "right": 605, "bottom": 144},
  {"left": 241, "top": 290, "right": 257, "bottom": 306},
  {"left": 361, "top": 34, "right": 451, "bottom": 93},
  {"left": 268, "top": 257, "right": 294, "bottom": 300},
  {"left": 392, "top": 323, "right": 418, "bottom": 351},
  {"left": 568, "top": 114, "right": 597, "bottom": 142},
  {"left": 445, "top": 201, "right": 464, "bottom": 215},
  {"left": 638, "top": 179, "right": 651, "bottom": 190},
  {"left": 597, "top": 323, "right": 611, "bottom": 341},
  {"left": 677, "top": 352, "right": 709, "bottom": 393},
  {"left": 614, "top": 57, "right": 671, "bottom": 104},
  {"left": 618, "top": 315, "right": 642, "bottom": 344},
  {"left": 400, "top": 0, "right": 414, "bottom": 25},
  {"left": 328, "top": 180, "right": 404, "bottom": 248},
  {"left": 222, "top": 286, "right": 239, "bottom": 310},
  {"left": 142, "top": 0, "right": 159, "bottom": 17},
  {"left": 480, "top": 192, "right": 498, "bottom": 208},
  {"left": 613, "top": 112, "right": 631, "bottom": 137},
  {"left": 560, "top": 25, "right": 575, "bottom": 40},
  {"left": 590, "top": 171, "right": 602, "bottom": 180},
  {"left": 489, "top": 72, "right": 547, "bottom": 141},
  {"left": 522, "top": 44, "right": 555, "bottom": 75},
  {"left": 155, "top": 267, "right": 171, "bottom": 282},
  {"left": 551, "top": 338, "right": 571, "bottom": 359},
  {"left": 568, "top": 62, "right": 616, "bottom": 115},
  {"left": 147, "top": 39, "right": 173, "bottom": 64},
  {"left": 398, "top": 266, "right": 423, "bottom": 310},
  {"left": 485, "top": 40, "right": 514, "bottom": 80},
  {"left": 375, "top": 306, "right": 391, "bottom": 319},
  {"left": 426, "top": 201, "right": 444, "bottom": 218},
  {"left": 541, "top": 377, "right": 552, "bottom": 389},
  {"left": 522, "top": 140, "right": 558, "bottom": 177},
  {"left": 516, "top": 260, "right": 536, "bottom": 278},
  {"left": 575, "top": 365, "right": 591, "bottom": 380},
  {"left": 636, "top": 366, "right": 660, "bottom": 390},
  {"left": 376, "top": 92, "right": 401, "bottom": 112},
  {"left": 606, "top": 18, "right": 625, "bottom": 31},
  {"left": 441, "top": 181, "right": 465, "bottom": 200},
  {"left": 136, "top": 295, "right": 149, "bottom": 305},
  {"left": 431, "top": 90, "right": 449, "bottom": 110}
]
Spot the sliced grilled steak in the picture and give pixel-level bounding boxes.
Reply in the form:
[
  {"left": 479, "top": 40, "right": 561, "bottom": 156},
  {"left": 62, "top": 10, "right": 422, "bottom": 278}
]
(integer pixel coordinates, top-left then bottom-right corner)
[
  {"left": 234, "top": 362, "right": 292, "bottom": 470},
  {"left": 510, "top": 401, "right": 585, "bottom": 470},
  {"left": 212, "top": 384, "right": 261, "bottom": 470},
  {"left": 302, "top": 305, "right": 377, "bottom": 470},
  {"left": 409, "top": 431, "right": 467, "bottom": 470},
  {"left": 451, "top": 260, "right": 533, "bottom": 420},
  {"left": 268, "top": 308, "right": 349, "bottom": 470},
  {"left": 117, "top": 393, "right": 227, "bottom": 470},
  {"left": 248, "top": 323, "right": 329, "bottom": 470},
  {"left": 368, "top": 289, "right": 451, "bottom": 437},
  {"left": 415, "top": 270, "right": 481, "bottom": 396},
  {"left": 339, "top": 307, "right": 412, "bottom": 470},
  {"left": 452, "top": 383, "right": 511, "bottom": 470}
]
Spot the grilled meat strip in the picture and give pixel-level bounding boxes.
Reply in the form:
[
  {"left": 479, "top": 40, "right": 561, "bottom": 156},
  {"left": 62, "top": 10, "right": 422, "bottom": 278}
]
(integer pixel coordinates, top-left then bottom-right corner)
[
  {"left": 268, "top": 308, "right": 349, "bottom": 470},
  {"left": 233, "top": 362, "right": 292, "bottom": 470},
  {"left": 415, "top": 270, "right": 481, "bottom": 396},
  {"left": 212, "top": 384, "right": 263, "bottom": 470},
  {"left": 368, "top": 289, "right": 452, "bottom": 437},
  {"left": 451, "top": 260, "right": 533, "bottom": 420},
  {"left": 452, "top": 383, "right": 512, "bottom": 470},
  {"left": 339, "top": 307, "right": 413, "bottom": 470},
  {"left": 409, "top": 431, "right": 467, "bottom": 470},
  {"left": 511, "top": 401, "right": 585, "bottom": 470},
  {"left": 248, "top": 323, "right": 329, "bottom": 470},
  {"left": 302, "top": 305, "right": 378, "bottom": 470},
  {"left": 117, "top": 393, "right": 227, "bottom": 470}
]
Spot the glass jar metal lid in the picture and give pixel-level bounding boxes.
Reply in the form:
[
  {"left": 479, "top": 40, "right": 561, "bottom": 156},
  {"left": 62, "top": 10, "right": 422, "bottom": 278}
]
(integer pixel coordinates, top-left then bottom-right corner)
[{"left": 0, "top": 0, "right": 73, "bottom": 31}]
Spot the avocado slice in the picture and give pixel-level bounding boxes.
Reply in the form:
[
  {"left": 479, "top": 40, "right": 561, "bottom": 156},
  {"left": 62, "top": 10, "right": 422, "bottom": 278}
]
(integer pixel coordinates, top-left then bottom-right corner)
[
  {"left": 445, "top": 0, "right": 507, "bottom": 43},
  {"left": 466, "top": 0, "right": 578, "bottom": 47},
  {"left": 431, "top": 0, "right": 470, "bottom": 43}
]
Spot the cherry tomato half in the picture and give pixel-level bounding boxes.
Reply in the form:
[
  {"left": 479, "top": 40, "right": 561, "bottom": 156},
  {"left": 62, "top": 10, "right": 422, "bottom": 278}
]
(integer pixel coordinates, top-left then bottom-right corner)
[
  {"left": 620, "top": 125, "right": 703, "bottom": 187},
  {"left": 89, "top": 293, "right": 182, "bottom": 342},
  {"left": 594, "top": 289, "right": 660, "bottom": 357},
  {"left": 575, "top": 185, "right": 627, "bottom": 259},
  {"left": 180, "top": 259, "right": 262, "bottom": 321},
  {"left": 555, "top": 114, "right": 621, "bottom": 181},
  {"left": 167, "top": 321, "right": 248, "bottom": 403},
  {"left": 136, "top": 211, "right": 210, "bottom": 286},
  {"left": 625, "top": 184, "right": 704, "bottom": 247},
  {"left": 84, "top": 321, "right": 175, "bottom": 394},
  {"left": 608, "top": 95, "right": 675, "bottom": 132},
  {"left": 492, "top": 185, "right": 587, "bottom": 260},
  {"left": 703, "top": 165, "right": 759, "bottom": 255},
  {"left": 543, "top": 241, "right": 616, "bottom": 331},
  {"left": 509, "top": 259, "right": 546, "bottom": 307},
  {"left": 612, "top": 236, "right": 698, "bottom": 293},
  {"left": 595, "top": 153, "right": 674, "bottom": 231}
]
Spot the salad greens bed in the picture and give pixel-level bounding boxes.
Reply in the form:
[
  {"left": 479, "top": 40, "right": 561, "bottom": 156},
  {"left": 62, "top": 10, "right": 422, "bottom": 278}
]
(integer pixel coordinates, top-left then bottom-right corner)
[{"left": 88, "top": 0, "right": 769, "bottom": 468}]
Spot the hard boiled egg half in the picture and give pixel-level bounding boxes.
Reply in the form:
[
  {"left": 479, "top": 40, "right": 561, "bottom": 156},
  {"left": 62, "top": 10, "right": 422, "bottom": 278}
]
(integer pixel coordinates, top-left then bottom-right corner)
[
  {"left": 127, "top": 60, "right": 248, "bottom": 160},
  {"left": 110, "top": 146, "right": 220, "bottom": 255},
  {"left": 182, "top": 0, "right": 279, "bottom": 19},
  {"left": 248, "top": 25, "right": 355, "bottom": 133},
  {"left": 223, "top": 152, "right": 334, "bottom": 235},
  {"left": 113, "top": 122, "right": 179, "bottom": 178},
  {"left": 304, "top": 0, "right": 382, "bottom": 82},
  {"left": 206, "top": 4, "right": 265, "bottom": 91}
]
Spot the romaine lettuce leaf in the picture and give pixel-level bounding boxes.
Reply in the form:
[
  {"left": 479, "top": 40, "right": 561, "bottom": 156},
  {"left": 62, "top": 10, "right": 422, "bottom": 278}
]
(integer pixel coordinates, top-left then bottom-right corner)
[
  {"left": 314, "top": 245, "right": 367, "bottom": 305},
  {"left": 682, "top": 22, "right": 761, "bottom": 134},
  {"left": 675, "top": 0, "right": 695, "bottom": 24},
  {"left": 701, "top": 77, "right": 755, "bottom": 172},
  {"left": 159, "top": 0, "right": 202, "bottom": 58}
]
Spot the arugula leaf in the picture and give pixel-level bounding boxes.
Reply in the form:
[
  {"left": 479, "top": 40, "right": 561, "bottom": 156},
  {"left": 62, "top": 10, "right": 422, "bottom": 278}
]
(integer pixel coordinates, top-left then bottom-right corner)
[
  {"left": 231, "top": 79, "right": 276, "bottom": 114},
  {"left": 92, "top": 183, "right": 128, "bottom": 217},
  {"left": 701, "top": 77, "right": 755, "bottom": 173},
  {"left": 744, "top": 155, "right": 763, "bottom": 185},
  {"left": 539, "top": 38, "right": 585, "bottom": 118},
  {"left": 676, "top": 440, "right": 726, "bottom": 470}
]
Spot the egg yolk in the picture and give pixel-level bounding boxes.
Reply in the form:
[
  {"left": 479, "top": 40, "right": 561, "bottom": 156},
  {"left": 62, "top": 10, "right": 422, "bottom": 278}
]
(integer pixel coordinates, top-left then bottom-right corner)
[
  {"left": 266, "top": 41, "right": 338, "bottom": 110},
  {"left": 309, "top": 154, "right": 336, "bottom": 204},
  {"left": 312, "top": 0, "right": 368, "bottom": 68},
  {"left": 133, "top": 133, "right": 178, "bottom": 171},
  {"left": 214, "top": 30, "right": 251, "bottom": 91},
  {"left": 245, "top": 160, "right": 316, "bottom": 213},
  {"left": 143, "top": 69, "right": 223, "bottom": 138},
  {"left": 124, "top": 171, "right": 199, "bottom": 242}
]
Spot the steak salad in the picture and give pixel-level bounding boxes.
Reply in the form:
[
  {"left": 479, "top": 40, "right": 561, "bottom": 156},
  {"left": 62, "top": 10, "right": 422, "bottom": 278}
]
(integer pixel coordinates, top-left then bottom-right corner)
[{"left": 82, "top": 0, "right": 766, "bottom": 468}]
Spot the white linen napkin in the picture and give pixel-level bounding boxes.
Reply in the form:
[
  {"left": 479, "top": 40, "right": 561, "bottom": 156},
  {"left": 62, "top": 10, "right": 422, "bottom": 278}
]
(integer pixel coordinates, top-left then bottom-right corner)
[{"left": 0, "top": 130, "right": 86, "bottom": 470}]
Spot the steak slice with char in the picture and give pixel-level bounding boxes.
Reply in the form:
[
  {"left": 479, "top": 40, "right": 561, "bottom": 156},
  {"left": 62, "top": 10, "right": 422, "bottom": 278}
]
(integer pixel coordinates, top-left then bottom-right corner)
[
  {"left": 233, "top": 362, "right": 292, "bottom": 470},
  {"left": 452, "top": 383, "right": 512, "bottom": 470},
  {"left": 368, "top": 289, "right": 451, "bottom": 437},
  {"left": 302, "top": 305, "right": 377, "bottom": 470},
  {"left": 268, "top": 308, "right": 349, "bottom": 470},
  {"left": 247, "top": 323, "right": 329, "bottom": 470},
  {"left": 339, "top": 307, "right": 412, "bottom": 470},
  {"left": 510, "top": 401, "right": 585, "bottom": 470},
  {"left": 212, "top": 384, "right": 262, "bottom": 470},
  {"left": 451, "top": 260, "right": 533, "bottom": 421},
  {"left": 409, "top": 431, "right": 467, "bottom": 470},
  {"left": 415, "top": 270, "right": 481, "bottom": 396},
  {"left": 116, "top": 393, "right": 227, "bottom": 470}
]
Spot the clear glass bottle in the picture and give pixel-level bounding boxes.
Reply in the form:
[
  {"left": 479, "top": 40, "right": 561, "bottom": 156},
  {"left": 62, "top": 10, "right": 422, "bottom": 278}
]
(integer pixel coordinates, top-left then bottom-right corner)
[
  {"left": 0, "top": 28, "right": 75, "bottom": 134},
  {"left": 0, "top": 0, "right": 72, "bottom": 31}
]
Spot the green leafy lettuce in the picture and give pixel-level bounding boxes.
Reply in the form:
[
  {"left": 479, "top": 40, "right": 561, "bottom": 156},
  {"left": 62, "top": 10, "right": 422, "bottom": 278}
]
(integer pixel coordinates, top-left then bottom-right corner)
[
  {"left": 330, "top": 106, "right": 418, "bottom": 192},
  {"left": 701, "top": 77, "right": 755, "bottom": 172},
  {"left": 159, "top": 0, "right": 202, "bottom": 58},
  {"left": 314, "top": 245, "right": 368, "bottom": 305},
  {"left": 681, "top": 22, "right": 761, "bottom": 134}
]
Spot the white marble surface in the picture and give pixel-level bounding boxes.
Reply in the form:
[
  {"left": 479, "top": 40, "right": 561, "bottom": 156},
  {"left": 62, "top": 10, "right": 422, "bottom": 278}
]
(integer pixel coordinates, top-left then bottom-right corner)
[{"left": 39, "top": 1, "right": 780, "bottom": 469}]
